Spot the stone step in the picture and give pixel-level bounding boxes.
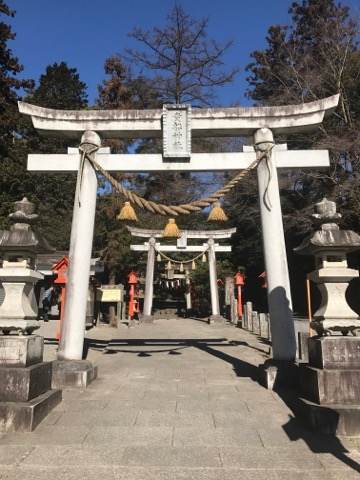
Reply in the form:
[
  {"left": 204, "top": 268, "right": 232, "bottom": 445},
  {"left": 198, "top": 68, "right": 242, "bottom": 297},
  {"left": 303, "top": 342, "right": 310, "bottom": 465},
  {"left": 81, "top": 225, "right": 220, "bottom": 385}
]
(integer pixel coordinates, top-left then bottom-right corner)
[
  {"left": 299, "top": 364, "right": 360, "bottom": 405},
  {"left": 0, "top": 362, "right": 52, "bottom": 402},
  {"left": 291, "top": 395, "right": 360, "bottom": 436},
  {"left": 0, "top": 389, "right": 62, "bottom": 432}
]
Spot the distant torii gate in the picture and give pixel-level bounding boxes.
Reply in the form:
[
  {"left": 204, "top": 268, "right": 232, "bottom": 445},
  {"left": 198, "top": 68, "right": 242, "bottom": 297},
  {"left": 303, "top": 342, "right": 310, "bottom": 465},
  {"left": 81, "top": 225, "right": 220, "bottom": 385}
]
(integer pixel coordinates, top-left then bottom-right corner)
[
  {"left": 18, "top": 94, "right": 339, "bottom": 363},
  {"left": 128, "top": 226, "right": 236, "bottom": 323}
]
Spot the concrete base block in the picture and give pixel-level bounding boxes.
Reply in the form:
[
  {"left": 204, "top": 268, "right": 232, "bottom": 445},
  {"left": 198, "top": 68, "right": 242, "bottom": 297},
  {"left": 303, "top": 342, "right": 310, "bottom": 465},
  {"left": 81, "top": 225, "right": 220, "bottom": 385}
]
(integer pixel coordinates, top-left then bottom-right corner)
[
  {"left": 259, "top": 360, "right": 298, "bottom": 390},
  {"left": 0, "top": 389, "right": 62, "bottom": 433},
  {"left": 299, "top": 365, "right": 360, "bottom": 404},
  {"left": 52, "top": 360, "right": 97, "bottom": 389},
  {"left": 208, "top": 315, "right": 226, "bottom": 325},
  {"left": 0, "top": 362, "right": 52, "bottom": 402},
  {"left": 291, "top": 396, "right": 360, "bottom": 436},
  {"left": 0, "top": 335, "right": 43, "bottom": 367},
  {"left": 308, "top": 336, "right": 360, "bottom": 369},
  {"left": 140, "top": 315, "right": 154, "bottom": 324}
]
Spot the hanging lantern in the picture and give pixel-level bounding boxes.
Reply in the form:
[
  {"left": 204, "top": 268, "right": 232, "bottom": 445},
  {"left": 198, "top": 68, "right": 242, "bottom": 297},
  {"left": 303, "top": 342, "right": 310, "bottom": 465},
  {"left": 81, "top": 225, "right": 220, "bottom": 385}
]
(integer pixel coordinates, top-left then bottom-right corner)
[
  {"left": 179, "top": 262, "right": 184, "bottom": 272},
  {"left": 157, "top": 253, "right": 162, "bottom": 262},
  {"left": 166, "top": 260, "right": 172, "bottom": 270},
  {"left": 202, "top": 252, "right": 207, "bottom": 263},
  {"left": 117, "top": 201, "right": 138, "bottom": 221},
  {"left": 191, "top": 260, "right": 196, "bottom": 270},
  {"left": 162, "top": 218, "right": 181, "bottom": 238},
  {"left": 207, "top": 201, "right": 228, "bottom": 222}
]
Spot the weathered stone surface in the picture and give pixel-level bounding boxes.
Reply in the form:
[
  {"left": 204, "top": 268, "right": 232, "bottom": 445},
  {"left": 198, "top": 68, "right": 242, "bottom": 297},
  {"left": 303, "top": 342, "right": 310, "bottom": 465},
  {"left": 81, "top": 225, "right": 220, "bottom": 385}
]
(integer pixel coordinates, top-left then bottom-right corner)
[
  {"left": 292, "top": 396, "right": 360, "bottom": 436},
  {"left": 0, "top": 389, "right": 62, "bottom": 432},
  {"left": 0, "top": 362, "right": 52, "bottom": 402},
  {"left": 308, "top": 336, "right": 360, "bottom": 369},
  {"left": 52, "top": 360, "right": 97, "bottom": 389},
  {"left": 297, "top": 331, "right": 309, "bottom": 362},
  {"left": 0, "top": 335, "right": 43, "bottom": 367},
  {"left": 300, "top": 365, "right": 360, "bottom": 404},
  {"left": 140, "top": 315, "right": 154, "bottom": 324},
  {"left": 208, "top": 315, "right": 225, "bottom": 325}
]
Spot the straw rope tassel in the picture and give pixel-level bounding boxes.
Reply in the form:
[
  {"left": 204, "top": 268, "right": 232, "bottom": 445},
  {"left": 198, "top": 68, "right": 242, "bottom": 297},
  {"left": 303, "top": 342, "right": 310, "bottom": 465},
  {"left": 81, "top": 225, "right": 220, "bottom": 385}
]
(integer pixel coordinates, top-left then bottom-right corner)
[
  {"left": 163, "top": 218, "right": 181, "bottom": 238},
  {"left": 207, "top": 201, "right": 228, "bottom": 222},
  {"left": 117, "top": 201, "right": 138, "bottom": 221}
]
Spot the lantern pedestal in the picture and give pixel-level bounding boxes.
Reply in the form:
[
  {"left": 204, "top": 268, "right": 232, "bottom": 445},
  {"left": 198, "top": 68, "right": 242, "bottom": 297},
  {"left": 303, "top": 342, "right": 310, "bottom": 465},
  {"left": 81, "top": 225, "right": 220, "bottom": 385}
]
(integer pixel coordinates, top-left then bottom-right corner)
[{"left": 0, "top": 335, "right": 61, "bottom": 432}]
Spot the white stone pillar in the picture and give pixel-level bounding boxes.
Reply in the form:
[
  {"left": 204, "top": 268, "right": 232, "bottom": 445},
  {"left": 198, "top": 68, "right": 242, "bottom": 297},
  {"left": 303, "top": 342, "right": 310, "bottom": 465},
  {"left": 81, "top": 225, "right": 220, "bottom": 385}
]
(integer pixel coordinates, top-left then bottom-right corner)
[
  {"left": 254, "top": 128, "right": 296, "bottom": 361},
  {"left": 58, "top": 131, "right": 100, "bottom": 360},
  {"left": 142, "top": 237, "right": 155, "bottom": 322},
  {"left": 208, "top": 238, "right": 222, "bottom": 323},
  {"left": 185, "top": 271, "right": 192, "bottom": 311}
]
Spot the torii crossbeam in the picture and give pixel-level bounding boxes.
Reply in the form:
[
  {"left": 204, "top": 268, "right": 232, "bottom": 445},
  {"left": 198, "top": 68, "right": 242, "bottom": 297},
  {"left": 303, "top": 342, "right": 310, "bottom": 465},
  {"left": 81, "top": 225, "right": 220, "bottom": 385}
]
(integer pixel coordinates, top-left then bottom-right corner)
[{"left": 18, "top": 95, "right": 339, "bottom": 364}]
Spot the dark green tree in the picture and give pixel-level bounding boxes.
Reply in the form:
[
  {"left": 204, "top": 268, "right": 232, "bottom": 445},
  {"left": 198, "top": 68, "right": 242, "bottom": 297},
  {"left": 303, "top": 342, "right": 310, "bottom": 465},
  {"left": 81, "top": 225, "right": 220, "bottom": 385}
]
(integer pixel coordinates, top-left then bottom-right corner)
[
  {"left": 29, "top": 61, "right": 87, "bottom": 109},
  {"left": 242, "top": 0, "right": 360, "bottom": 312},
  {"left": 0, "top": 1, "right": 33, "bottom": 155},
  {"left": 1, "top": 60, "right": 88, "bottom": 249}
]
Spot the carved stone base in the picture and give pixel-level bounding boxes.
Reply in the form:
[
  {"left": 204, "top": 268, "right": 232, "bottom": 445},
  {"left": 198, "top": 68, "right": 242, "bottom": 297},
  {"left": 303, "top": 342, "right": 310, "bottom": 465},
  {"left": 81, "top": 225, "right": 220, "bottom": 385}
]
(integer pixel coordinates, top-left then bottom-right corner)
[
  {"left": 0, "top": 319, "right": 40, "bottom": 335},
  {"left": 0, "top": 335, "right": 43, "bottom": 367},
  {"left": 311, "top": 318, "right": 360, "bottom": 336}
]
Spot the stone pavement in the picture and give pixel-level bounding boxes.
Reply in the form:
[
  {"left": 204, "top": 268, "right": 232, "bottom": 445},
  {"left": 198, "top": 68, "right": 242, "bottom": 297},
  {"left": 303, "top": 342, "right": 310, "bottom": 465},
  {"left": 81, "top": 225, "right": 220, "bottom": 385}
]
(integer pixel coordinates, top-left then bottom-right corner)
[{"left": 0, "top": 317, "right": 359, "bottom": 479}]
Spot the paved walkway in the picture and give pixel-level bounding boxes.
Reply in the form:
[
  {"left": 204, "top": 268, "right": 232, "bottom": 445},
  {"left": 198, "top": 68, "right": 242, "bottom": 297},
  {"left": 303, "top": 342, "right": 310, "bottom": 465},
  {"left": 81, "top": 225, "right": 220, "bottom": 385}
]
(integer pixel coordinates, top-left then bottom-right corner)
[{"left": 0, "top": 317, "right": 359, "bottom": 479}]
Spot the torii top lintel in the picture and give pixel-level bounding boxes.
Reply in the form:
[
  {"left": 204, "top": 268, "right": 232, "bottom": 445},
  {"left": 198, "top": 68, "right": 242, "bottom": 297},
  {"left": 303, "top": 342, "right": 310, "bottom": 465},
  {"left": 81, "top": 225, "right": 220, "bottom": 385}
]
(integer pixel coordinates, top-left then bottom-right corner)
[
  {"left": 18, "top": 95, "right": 339, "bottom": 139},
  {"left": 127, "top": 226, "right": 236, "bottom": 239}
]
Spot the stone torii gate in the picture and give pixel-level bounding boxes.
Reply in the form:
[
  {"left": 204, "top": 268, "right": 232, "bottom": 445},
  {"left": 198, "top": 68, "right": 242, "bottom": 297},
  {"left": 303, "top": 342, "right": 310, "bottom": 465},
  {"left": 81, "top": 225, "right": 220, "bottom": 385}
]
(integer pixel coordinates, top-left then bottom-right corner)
[
  {"left": 18, "top": 95, "right": 339, "bottom": 367},
  {"left": 128, "top": 226, "right": 236, "bottom": 323}
]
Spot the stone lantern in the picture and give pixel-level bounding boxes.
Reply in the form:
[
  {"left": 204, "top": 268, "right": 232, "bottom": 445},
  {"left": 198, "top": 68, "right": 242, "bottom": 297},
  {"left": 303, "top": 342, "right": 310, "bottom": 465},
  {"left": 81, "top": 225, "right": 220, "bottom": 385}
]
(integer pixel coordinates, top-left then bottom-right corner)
[
  {"left": 293, "top": 198, "right": 360, "bottom": 435},
  {"left": 295, "top": 197, "right": 360, "bottom": 335},
  {"left": 0, "top": 199, "right": 61, "bottom": 432},
  {"left": 0, "top": 197, "right": 53, "bottom": 334}
]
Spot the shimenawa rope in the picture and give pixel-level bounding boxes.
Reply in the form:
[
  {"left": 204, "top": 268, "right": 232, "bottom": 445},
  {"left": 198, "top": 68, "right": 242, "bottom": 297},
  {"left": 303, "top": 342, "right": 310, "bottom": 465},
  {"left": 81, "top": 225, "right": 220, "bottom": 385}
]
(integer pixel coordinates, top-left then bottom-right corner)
[{"left": 78, "top": 141, "right": 275, "bottom": 216}]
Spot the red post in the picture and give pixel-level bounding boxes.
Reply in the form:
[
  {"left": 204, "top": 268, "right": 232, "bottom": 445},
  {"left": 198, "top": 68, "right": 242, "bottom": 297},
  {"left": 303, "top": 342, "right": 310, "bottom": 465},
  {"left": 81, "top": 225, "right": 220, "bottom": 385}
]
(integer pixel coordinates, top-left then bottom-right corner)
[
  {"left": 234, "top": 271, "right": 245, "bottom": 318},
  {"left": 52, "top": 256, "right": 69, "bottom": 341},
  {"left": 128, "top": 271, "right": 138, "bottom": 321}
]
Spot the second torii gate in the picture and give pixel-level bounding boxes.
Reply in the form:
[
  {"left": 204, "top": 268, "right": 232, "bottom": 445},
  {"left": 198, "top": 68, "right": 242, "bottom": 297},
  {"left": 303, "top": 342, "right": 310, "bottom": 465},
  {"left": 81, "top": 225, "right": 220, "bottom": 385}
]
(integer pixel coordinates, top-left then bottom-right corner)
[
  {"left": 18, "top": 95, "right": 339, "bottom": 364},
  {"left": 128, "top": 226, "right": 236, "bottom": 323}
]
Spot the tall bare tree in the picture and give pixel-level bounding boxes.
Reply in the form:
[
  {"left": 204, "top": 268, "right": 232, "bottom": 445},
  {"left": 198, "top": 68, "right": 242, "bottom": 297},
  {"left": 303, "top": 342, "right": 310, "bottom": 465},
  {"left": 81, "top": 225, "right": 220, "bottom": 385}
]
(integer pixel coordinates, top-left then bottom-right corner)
[{"left": 126, "top": 4, "right": 237, "bottom": 105}]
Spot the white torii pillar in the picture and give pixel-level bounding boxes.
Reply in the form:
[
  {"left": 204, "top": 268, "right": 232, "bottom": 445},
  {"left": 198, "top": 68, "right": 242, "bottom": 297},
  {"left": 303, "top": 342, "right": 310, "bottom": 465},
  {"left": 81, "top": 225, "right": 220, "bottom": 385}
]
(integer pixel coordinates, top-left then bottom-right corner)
[
  {"left": 254, "top": 129, "right": 296, "bottom": 361},
  {"left": 58, "top": 131, "right": 101, "bottom": 361},
  {"left": 208, "top": 238, "right": 222, "bottom": 323},
  {"left": 142, "top": 237, "right": 156, "bottom": 323}
]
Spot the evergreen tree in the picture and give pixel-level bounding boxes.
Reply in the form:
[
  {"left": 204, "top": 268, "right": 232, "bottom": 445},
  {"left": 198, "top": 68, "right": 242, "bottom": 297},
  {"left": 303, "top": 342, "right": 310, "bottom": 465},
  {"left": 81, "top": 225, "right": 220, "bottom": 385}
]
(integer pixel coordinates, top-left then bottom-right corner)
[
  {"left": 242, "top": 0, "right": 360, "bottom": 312},
  {"left": 1, "top": 60, "right": 88, "bottom": 249},
  {"left": 0, "top": 1, "right": 33, "bottom": 155}
]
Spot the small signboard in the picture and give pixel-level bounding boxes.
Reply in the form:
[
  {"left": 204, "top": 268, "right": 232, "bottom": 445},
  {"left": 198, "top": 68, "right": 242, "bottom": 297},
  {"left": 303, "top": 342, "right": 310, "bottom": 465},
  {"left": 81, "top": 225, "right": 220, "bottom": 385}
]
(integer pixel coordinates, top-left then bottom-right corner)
[
  {"left": 96, "top": 288, "right": 123, "bottom": 302},
  {"left": 163, "top": 104, "right": 191, "bottom": 159}
]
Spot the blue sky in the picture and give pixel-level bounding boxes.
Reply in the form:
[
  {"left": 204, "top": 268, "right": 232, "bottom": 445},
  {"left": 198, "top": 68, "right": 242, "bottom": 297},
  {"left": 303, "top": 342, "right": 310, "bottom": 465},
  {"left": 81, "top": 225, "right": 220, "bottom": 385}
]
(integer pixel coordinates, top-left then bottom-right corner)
[{"left": 8, "top": 0, "right": 360, "bottom": 107}]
